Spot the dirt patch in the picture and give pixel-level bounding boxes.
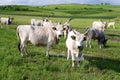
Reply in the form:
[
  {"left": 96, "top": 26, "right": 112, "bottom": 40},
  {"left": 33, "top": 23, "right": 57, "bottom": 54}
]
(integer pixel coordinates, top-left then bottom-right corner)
[{"left": 106, "top": 36, "right": 120, "bottom": 42}]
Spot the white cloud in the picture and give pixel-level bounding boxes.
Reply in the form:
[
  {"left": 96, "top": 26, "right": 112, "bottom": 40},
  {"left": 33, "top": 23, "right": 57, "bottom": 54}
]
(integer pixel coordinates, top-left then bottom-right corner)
[
  {"left": 0, "top": 0, "right": 120, "bottom": 5},
  {"left": 0, "top": 0, "right": 29, "bottom": 5}
]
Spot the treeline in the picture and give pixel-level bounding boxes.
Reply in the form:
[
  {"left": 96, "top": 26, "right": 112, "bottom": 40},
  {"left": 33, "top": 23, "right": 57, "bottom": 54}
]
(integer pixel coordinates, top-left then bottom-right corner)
[{"left": 0, "top": 5, "right": 34, "bottom": 11}]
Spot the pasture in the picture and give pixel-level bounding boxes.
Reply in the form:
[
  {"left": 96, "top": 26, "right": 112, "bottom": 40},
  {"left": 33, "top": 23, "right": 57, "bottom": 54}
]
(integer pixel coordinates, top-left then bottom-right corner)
[{"left": 0, "top": 4, "right": 120, "bottom": 80}]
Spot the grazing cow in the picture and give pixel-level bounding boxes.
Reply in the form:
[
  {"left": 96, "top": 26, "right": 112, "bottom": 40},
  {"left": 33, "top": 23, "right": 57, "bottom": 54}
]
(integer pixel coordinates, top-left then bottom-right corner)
[
  {"left": 92, "top": 21, "right": 107, "bottom": 31},
  {"left": 107, "top": 22, "right": 115, "bottom": 29},
  {"left": 85, "top": 28, "right": 107, "bottom": 48},
  {"left": 66, "top": 30, "right": 86, "bottom": 67},
  {"left": 31, "top": 19, "right": 44, "bottom": 26},
  {"left": 0, "top": 17, "right": 14, "bottom": 28},
  {"left": 16, "top": 25, "right": 64, "bottom": 56}
]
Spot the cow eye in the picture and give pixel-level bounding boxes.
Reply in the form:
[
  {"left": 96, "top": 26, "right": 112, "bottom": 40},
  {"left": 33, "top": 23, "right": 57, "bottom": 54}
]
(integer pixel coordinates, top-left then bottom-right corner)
[
  {"left": 71, "top": 35, "right": 76, "bottom": 40},
  {"left": 84, "top": 37, "right": 86, "bottom": 41},
  {"left": 52, "top": 27, "right": 57, "bottom": 30}
]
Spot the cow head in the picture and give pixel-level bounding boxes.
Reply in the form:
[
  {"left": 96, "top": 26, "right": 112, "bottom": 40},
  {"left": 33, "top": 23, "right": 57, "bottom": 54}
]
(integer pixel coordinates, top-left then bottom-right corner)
[
  {"left": 55, "top": 22, "right": 66, "bottom": 37},
  {"left": 52, "top": 27, "right": 63, "bottom": 39},
  {"left": 71, "top": 30, "right": 86, "bottom": 50},
  {"left": 102, "top": 38, "right": 108, "bottom": 47},
  {"left": 8, "top": 17, "right": 14, "bottom": 25}
]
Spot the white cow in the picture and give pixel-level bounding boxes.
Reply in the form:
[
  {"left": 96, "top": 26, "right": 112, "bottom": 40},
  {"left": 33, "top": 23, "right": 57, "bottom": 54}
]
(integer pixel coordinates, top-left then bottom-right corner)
[
  {"left": 92, "top": 21, "right": 107, "bottom": 31},
  {"left": 16, "top": 25, "right": 64, "bottom": 56},
  {"left": 107, "top": 22, "right": 115, "bottom": 29},
  {"left": 66, "top": 30, "right": 86, "bottom": 67},
  {"left": 0, "top": 17, "right": 14, "bottom": 28},
  {"left": 31, "top": 19, "right": 44, "bottom": 26}
]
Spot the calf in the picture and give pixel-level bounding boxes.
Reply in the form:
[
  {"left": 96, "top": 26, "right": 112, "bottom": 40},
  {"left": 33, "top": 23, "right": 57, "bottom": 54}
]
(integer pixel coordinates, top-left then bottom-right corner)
[
  {"left": 66, "top": 30, "right": 86, "bottom": 67},
  {"left": 85, "top": 28, "right": 107, "bottom": 48},
  {"left": 16, "top": 25, "right": 64, "bottom": 56},
  {"left": 107, "top": 22, "right": 115, "bottom": 29}
]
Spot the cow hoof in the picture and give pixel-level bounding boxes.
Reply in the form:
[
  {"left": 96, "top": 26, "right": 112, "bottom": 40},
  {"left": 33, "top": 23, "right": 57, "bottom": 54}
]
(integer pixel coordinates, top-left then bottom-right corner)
[
  {"left": 67, "top": 57, "right": 69, "bottom": 60},
  {"left": 46, "top": 54, "right": 49, "bottom": 57},
  {"left": 21, "top": 53, "right": 24, "bottom": 56}
]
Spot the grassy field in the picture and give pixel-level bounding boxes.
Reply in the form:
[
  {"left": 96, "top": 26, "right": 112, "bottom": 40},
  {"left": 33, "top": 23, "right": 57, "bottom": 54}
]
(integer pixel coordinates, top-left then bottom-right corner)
[{"left": 0, "top": 4, "right": 120, "bottom": 80}]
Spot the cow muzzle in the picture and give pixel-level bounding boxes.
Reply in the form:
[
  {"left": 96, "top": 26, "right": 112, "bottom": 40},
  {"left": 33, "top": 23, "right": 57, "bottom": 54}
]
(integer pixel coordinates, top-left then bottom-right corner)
[
  {"left": 78, "top": 46, "right": 82, "bottom": 49},
  {"left": 77, "top": 46, "right": 83, "bottom": 50}
]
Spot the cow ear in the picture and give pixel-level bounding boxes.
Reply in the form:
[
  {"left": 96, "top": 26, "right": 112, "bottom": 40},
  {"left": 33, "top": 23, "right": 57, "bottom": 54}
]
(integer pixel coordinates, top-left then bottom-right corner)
[
  {"left": 52, "top": 27, "right": 57, "bottom": 30},
  {"left": 71, "top": 35, "right": 76, "bottom": 40}
]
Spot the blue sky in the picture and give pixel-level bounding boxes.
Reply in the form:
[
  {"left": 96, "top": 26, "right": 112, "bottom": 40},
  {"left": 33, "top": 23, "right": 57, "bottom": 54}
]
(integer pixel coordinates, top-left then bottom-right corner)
[{"left": 0, "top": 0, "right": 120, "bottom": 5}]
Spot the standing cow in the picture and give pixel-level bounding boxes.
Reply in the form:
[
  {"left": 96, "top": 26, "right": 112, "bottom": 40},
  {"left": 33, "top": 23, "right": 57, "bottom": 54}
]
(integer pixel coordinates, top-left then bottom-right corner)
[
  {"left": 0, "top": 17, "right": 14, "bottom": 28},
  {"left": 16, "top": 25, "right": 64, "bottom": 56},
  {"left": 66, "top": 30, "right": 86, "bottom": 67},
  {"left": 85, "top": 28, "right": 107, "bottom": 48},
  {"left": 92, "top": 21, "right": 107, "bottom": 31}
]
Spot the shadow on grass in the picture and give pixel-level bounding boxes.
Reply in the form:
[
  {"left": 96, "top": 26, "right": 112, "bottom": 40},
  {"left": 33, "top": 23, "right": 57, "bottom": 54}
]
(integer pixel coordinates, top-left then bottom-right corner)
[
  {"left": 85, "top": 55, "right": 120, "bottom": 73},
  {"left": 49, "top": 53, "right": 120, "bottom": 73},
  {"left": 25, "top": 51, "right": 120, "bottom": 73}
]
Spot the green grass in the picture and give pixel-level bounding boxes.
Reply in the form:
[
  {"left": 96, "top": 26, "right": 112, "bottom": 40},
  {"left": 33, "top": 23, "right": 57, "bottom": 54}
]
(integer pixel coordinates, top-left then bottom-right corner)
[{"left": 0, "top": 4, "right": 120, "bottom": 80}]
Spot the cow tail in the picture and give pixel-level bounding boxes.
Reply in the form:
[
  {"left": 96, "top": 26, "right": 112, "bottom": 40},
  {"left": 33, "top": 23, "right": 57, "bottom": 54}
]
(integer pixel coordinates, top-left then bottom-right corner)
[{"left": 16, "top": 27, "right": 21, "bottom": 52}]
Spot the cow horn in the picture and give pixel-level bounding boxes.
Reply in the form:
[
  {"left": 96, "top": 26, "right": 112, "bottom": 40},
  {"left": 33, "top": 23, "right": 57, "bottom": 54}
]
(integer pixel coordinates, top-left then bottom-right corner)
[
  {"left": 73, "top": 29, "right": 76, "bottom": 34},
  {"left": 64, "top": 18, "right": 73, "bottom": 25}
]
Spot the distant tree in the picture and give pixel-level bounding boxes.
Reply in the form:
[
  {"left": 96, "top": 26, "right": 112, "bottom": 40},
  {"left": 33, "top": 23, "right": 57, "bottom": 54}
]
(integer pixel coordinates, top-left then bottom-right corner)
[
  {"left": 101, "top": 2, "right": 110, "bottom": 5},
  {"left": 101, "top": 3, "right": 104, "bottom": 5},
  {"left": 55, "top": 7, "right": 59, "bottom": 10}
]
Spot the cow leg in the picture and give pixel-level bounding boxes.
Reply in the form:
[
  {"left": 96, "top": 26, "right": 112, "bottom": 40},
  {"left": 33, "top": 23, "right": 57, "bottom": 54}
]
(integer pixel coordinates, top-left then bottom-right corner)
[
  {"left": 98, "top": 40, "right": 101, "bottom": 48},
  {"left": 86, "top": 40, "right": 88, "bottom": 47},
  {"left": 71, "top": 52, "right": 75, "bottom": 67},
  {"left": 17, "top": 42, "right": 24, "bottom": 56},
  {"left": 21, "top": 43, "right": 27, "bottom": 56},
  {"left": 77, "top": 53, "right": 84, "bottom": 67},
  {"left": 89, "top": 39, "right": 92, "bottom": 48},
  {"left": 67, "top": 50, "right": 71, "bottom": 60},
  {"left": 23, "top": 44, "right": 28, "bottom": 55},
  {"left": 77, "top": 55, "right": 81, "bottom": 67},
  {"left": 46, "top": 43, "right": 51, "bottom": 57},
  {"left": 20, "top": 45, "right": 24, "bottom": 56},
  {"left": 77, "top": 53, "right": 81, "bottom": 67}
]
